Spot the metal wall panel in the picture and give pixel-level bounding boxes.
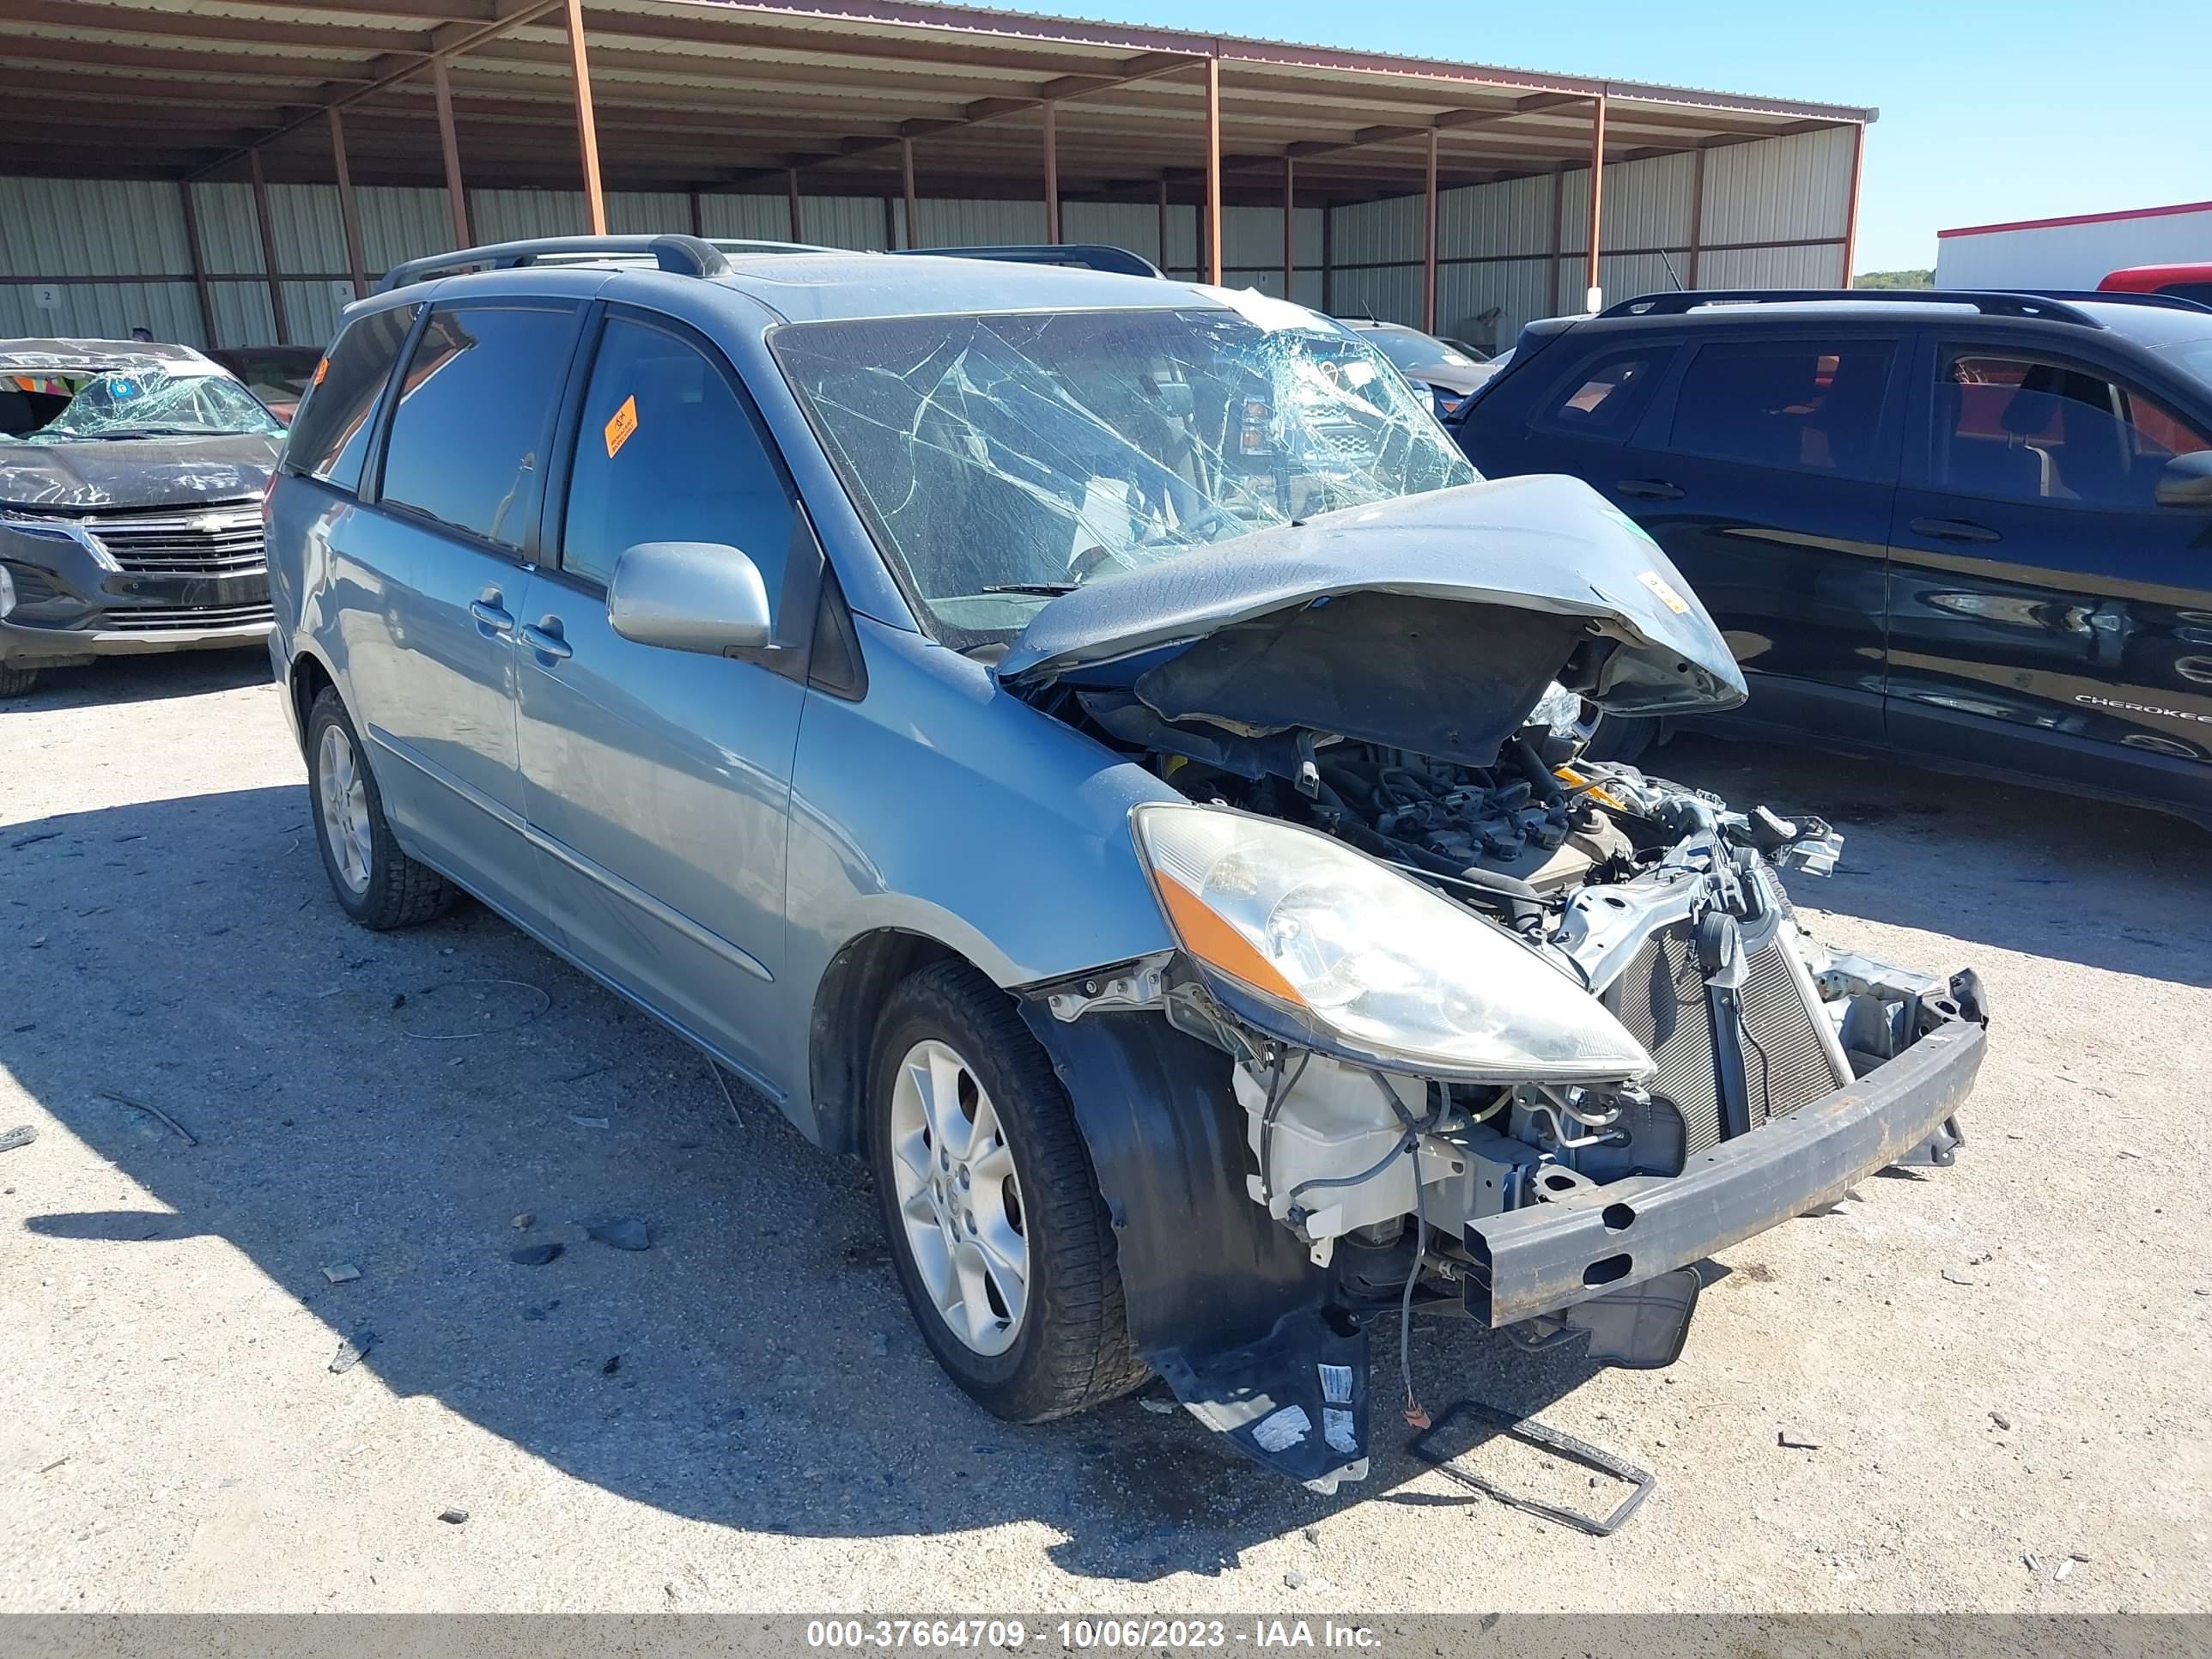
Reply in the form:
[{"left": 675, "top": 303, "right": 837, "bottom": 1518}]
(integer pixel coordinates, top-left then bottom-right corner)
[
  {"left": 1934, "top": 207, "right": 2212, "bottom": 289},
  {"left": 1219, "top": 205, "right": 1324, "bottom": 271},
  {"left": 0, "top": 177, "right": 191, "bottom": 276},
  {"left": 209, "top": 279, "right": 277, "bottom": 348},
  {"left": 268, "top": 182, "right": 347, "bottom": 274},
  {"left": 1700, "top": 242, "right": 1849, "bottom": 289},
  {"left": 1327, "top": 264, "right": 1422, "bottom": 325},
  {"left": 606, "top": 191, "right": 696, "bottom": 236},
  {"left": 1439, "top": 172, "right": 1554, "bottom": 262},
  {"left": 1437, "top": 258, "right": 1552, "bottom": 355},
  {"left": 1559, "top": 154, "right": 1695, "bottom": 255},
  {"left": 1701, "top": 125, "right": 1852, "bottom": 246},
  {"left": 469, "top": 187, "right": 586, "bottom": 244},
  {"left": 799, "top": 194, "right": 892, "bottom": 251},
  {"left": 1060, "top": 201, "right": 1164, "bottom": 264},
  {"left": 282, "top": 279, "right": 359, "bottom": 348},
  {"left": 356, "top": 186, "right": 453, "bottom": 272},
  {"left": 0, "top": 281, "right": 203, "bottom": 346},
  {"left": 188, "top": 181, "right": 265, "bottom": 275},
  {"left": 1331, "top": 194, "right": 1425, "bottom": 268},
  {"left": 697, "top": 193, "right": 789, "bottom": 242},
  {"left": 913, "top": 197, "right": 1047, "bottom": 249}
]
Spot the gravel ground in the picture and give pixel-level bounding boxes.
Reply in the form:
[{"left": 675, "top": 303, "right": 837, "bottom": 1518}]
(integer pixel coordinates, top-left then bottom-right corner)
[{"left": 2, "top": 651, "right": 2208, "bottom": 1615}]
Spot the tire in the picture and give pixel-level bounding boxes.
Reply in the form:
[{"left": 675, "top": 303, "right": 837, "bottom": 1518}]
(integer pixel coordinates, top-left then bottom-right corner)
[
  {"left": 0, "top": 665, "right": 37, "bottom": 697},
  {"left": 1583, "top": 713, "right": 1656, "bottom": 766},
  {"left": 867, "top": 960, "right": 1148, "bottom": 1423},
  {"left": 306, "top": 686, "right": 455, "bottom": 931}
]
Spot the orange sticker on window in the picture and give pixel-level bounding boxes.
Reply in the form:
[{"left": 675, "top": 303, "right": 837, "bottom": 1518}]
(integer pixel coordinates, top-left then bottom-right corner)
[
  {"left": 312, "top": 356, "right": 329, "bottom": 387},
  {"left": 604, "top": 394, "right": 639, "bottom": 458}
]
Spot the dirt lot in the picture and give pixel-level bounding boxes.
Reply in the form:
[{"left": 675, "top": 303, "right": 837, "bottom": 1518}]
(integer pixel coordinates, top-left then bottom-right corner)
[{"left": 2, "top": 651, "right": 2208, "bottom": 1615}]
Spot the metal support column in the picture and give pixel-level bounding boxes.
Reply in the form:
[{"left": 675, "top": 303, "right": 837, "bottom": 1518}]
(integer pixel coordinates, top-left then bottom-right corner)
[
  {"left": 432, "top": 54, "right": 470, "bottom": 248},
  {"left": 328, "top": 107, "right": 368, "bottom": 299},
  {"left": 1548, "top": 161, "right": 1565, "bottom": 313},
  {"left": 1156, "top": 175, "right": 1169, "bottom": 274},
  {"left": 1583, "top": 93, "right": 1607, "bottom": 312},
  {"left": 689, "top": 190, "right": 704, "bottom": 238},
  {"left": 1423, "top": 125, "right": 1440, "bottom": 332},
  {"left": 175, "top": 180, "right": 218, "bottom": 348},
  {"left": 1042, "top": 101, "right": 1060, "bottom": 244},
  {"left": 1321, "top": 202, "right": 1334, "bottom": 313},
  {"left": 901, "top": 137, "right": 919, "bottom": 248},
  {"left": 562, "top": 0, "right": 606, "bottom": 234},
  {"left": 246, "top": 148, "right": 289, "bottom": 343},
  {"left": 1842, "top": 121, "right": 1865, "bottom": 286},
  {"left": 1686, "top": 144, "right": 1707, "bottom": 289},
  {"left": 1203, "top": 53, "right": 1222, "bottom": 286},
  {"left": 1281, "top": 155, "right": 1294, "bottom": 296},
  {"left": 786, "top": 167, "right": 803, "bottom": 242}
]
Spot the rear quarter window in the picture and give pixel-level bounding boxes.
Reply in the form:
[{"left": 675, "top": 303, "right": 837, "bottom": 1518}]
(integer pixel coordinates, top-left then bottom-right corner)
[
  {"left": 282, "top": 304, "right": 419, "bottom": 494},
  {"left": 1531, "top": 344, "right": 1676, "bottom": 441}
]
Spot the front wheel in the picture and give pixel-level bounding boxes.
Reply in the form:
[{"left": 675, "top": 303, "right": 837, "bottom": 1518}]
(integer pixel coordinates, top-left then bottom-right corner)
[{"left": 868, "top": 961, "right": 1147, "bottom": 1423}]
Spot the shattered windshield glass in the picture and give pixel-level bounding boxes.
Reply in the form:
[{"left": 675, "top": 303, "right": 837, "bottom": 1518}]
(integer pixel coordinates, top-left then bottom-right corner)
[
  {"left": 15, "top": 367, "right": 282, "bottom": 444},
  {"left": 772, "top": 303, "right": 1477, "bottom": 639}
]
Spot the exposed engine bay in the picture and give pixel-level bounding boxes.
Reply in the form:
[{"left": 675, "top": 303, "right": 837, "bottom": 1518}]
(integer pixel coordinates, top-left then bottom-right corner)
[
  {"left": 1002, "top": 477, "right": 1984, "bottom": 1492},
  {"left": 1030, "top": 682, "right": 1980, "bottom": 1490}
]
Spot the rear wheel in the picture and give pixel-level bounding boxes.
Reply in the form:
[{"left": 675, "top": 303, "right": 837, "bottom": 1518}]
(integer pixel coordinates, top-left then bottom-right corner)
[
  {"left": 0, "top": 665, "right": 37, "bottom": 697},
  {"left": 868, "top": 961, "right": 1147, "bottom": 1422},
  {"left": 307, "top": 687, "right": 455, "bottom": 930}
]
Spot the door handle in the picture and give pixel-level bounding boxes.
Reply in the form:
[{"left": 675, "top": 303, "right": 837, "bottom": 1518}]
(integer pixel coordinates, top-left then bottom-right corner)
[
  {"left": 469, "top": 599, "right": 514, "bottom": 635},
  {"left": 520, "top": 618, "right": 572, "bottom": 662},
  {"left": 1908, "top": 517, "right": 2001, "bottom": 544},
  {"left": 1616, "top": 479, "right": 1684, "bottom": 501}
]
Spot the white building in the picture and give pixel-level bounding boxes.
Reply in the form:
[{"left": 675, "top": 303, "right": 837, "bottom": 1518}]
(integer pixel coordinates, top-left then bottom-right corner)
[{"left": 1935, "top": 200, "right": 2212, "bottom": 290}]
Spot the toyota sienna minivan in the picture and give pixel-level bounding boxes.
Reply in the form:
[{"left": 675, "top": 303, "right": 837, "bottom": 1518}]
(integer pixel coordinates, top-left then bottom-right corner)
[{"left": 265, "top": 234, "right": 1984, "bottom": 1491}]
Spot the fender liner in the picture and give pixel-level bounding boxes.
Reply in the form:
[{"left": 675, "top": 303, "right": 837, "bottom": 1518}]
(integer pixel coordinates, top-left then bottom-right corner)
[{"left": 1018, "top": 1003, "right": 1372, "bottom": 1489}]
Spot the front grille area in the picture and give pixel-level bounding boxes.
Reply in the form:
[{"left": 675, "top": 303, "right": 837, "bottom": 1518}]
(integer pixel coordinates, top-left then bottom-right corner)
[
  {"left": 1741, "top": 939, "right": 1845, "bottom": 1121},
  {"left": 1603, "top": 927, "right": 1723, "bottom": 1155},
  {"left": 87, "top": 507, "right": 265, "bottom": 577},
  {"left": 102, "top": 602, "right": 274, "bottom": 633},
  {"left": 1601, "top": 923, "right": 1844, "bottom": 1152}
]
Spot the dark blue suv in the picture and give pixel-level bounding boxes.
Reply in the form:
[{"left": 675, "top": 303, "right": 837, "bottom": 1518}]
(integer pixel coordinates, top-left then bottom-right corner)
[{"left": 1454, "top": 289, "right": 2212, "bottom": 829}]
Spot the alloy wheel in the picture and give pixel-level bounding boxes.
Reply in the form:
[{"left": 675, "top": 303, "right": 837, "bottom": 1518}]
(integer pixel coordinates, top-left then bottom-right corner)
[
  {"left": 886, "top": 1038, "right": 1029, "bottom": 1356},
  {"left": 317, "top": 723, "right": 374, "bottom": 897}
]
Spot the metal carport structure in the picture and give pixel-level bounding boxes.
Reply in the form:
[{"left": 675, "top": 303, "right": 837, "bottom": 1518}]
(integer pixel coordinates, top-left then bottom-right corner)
[{"left": 0, "top": 0, "right": 1873, "bottom": 349}]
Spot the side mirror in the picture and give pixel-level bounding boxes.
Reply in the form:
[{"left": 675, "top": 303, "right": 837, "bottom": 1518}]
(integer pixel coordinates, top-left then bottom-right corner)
[
  {"left": 607, "top": 541, "right": 771, "bottom": 655},
  {"left": 2154, "top": 450, "right": 2212, "bottom": 508}
]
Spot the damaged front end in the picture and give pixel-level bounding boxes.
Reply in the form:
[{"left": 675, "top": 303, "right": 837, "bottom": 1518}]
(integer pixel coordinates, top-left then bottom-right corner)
[{"left": 1002, "top": 482, "right": 1987, "bottom": 1492}]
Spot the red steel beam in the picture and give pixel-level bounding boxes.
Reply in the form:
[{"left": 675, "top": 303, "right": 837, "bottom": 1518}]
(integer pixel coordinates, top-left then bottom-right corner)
[
  {"left": 1204, "top": 52, "right": 1222, "bottom": 285},
  {"left": 329, "top": 106, "right": 368, "bottom": 297},
  {"left": 787, "top": 166, "right": 803, "bottom": 240},
  {"left": 246, "top": 147, "right": 291, "bottom": 343},
  {"left": 432, "top": 54, "right": 470, "bottom": 246},
  {"left": 901, "top": 136, "right": 918, "bottom": 246},
  {"left": 1423, "top": 125, "right": 1439, "bottom": 331},
  {"left": 1583, "top": 93, "right": 1607, "bottom": 309},
  {"left": 1281, "top": 153, "right": 1293, "bottom": 295},
  {"left": 562, "top": 0, "right": 607, "bottom": 233},
  {"left": 1686, "top": 143, "right": 1706, "bottom": 289},
  {"left": 175, "top": 180, "right": 219, "bottom": 347},
  {"left": 1842, "top": 121, "right": 1865, "bottom": 285},
  {"left": 1042, "top": 100, "right": 1059, "bottom": 243}
]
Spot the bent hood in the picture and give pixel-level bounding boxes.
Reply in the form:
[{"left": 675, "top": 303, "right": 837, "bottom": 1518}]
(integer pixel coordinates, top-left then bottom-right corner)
[
  {"left": 0, "top": 434, "right": 277, "bottom": 513},
  {"left": 996, "top": 473, "right": 1747, "bottom": 767}
]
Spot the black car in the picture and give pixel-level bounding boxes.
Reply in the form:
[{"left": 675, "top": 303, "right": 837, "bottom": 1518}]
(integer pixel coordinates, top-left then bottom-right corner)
[
  {"left": 1340, "top": 318, "right": 1497, "bottom": 419},
  {"left": 0, "top": 337, "right": 283, "bottom": 696},
  {"left": 1454, "top": 289, "right": 2212, "bottom": 829}
]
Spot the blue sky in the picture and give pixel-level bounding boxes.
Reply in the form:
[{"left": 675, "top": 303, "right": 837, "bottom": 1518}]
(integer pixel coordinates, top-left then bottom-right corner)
[{"left": 1052, "top": 0, "right": 2210, "bottom": 272}]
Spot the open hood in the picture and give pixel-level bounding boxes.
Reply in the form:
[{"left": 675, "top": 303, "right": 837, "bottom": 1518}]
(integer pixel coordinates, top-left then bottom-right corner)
[{"left": 996, "top": 474, "right": 1747, "bottom": 767}]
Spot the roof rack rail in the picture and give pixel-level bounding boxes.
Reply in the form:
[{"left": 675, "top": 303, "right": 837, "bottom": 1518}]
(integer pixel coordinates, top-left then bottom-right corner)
[
  {"left": 2003, "top": 287, "right": 2212, "bottom": 315},
  {"left": 891, "top": 242, "right": 1164, "bottom": 278},
  {"left": 1599, "top": 289, "right": 2106, "bottom": 327},
  {"left": 374, "top": 234, "right": 822, "bottom": 294}
]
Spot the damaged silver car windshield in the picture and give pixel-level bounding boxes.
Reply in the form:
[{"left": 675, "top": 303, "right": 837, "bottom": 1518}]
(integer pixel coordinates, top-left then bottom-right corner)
[
  {"left": 773, "top": 303, "right": 1475, "bottom": 639},
  {"left": 14, "top": 367, "right": 282, "bottom": 444}
]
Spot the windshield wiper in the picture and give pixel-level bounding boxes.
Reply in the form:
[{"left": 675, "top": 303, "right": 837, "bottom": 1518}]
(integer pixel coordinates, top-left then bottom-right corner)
[{"left": 981, "top": 581, "right": 1079, "bottom": 596}]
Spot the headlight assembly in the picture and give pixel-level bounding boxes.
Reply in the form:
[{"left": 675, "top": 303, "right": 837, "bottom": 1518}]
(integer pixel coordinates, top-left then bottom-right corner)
[{"left": 1131, "top": 802, "right": 1653, "bottom": 1082}]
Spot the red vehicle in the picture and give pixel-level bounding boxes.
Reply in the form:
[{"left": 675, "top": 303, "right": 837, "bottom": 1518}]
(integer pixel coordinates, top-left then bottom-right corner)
[{"left": 2100, "top": 264, "right": 2212, "bottom": 307}]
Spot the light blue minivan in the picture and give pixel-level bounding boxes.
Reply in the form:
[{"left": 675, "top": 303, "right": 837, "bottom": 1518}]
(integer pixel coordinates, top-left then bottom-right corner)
[{"left": 265, "top": 235, "right": 1984, "bottom": 1491}]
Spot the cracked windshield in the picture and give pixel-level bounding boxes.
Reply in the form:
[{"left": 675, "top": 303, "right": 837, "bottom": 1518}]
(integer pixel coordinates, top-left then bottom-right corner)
[
  {"left": 774, "top": 302, "right": 1474, "bottom": 640},
  {"left": 11, "top": 365, "right": 282, "bottom": 443}
]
